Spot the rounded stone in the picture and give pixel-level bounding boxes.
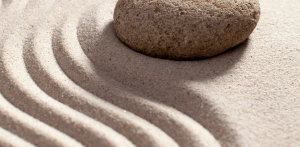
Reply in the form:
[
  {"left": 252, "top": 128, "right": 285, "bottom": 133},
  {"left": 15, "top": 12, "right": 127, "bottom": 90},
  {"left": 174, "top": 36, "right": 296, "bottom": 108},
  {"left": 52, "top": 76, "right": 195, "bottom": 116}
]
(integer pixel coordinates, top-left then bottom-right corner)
[{"left": 113, "top": 0, "right": 260, "bottom": 60}]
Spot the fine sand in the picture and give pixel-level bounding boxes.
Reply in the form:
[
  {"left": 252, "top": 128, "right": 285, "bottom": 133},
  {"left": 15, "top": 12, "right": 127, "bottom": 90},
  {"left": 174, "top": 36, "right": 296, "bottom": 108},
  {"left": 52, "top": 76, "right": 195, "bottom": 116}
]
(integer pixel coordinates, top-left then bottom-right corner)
[{"left": 0, "top": 0, "right": 299, "bottom": 147}]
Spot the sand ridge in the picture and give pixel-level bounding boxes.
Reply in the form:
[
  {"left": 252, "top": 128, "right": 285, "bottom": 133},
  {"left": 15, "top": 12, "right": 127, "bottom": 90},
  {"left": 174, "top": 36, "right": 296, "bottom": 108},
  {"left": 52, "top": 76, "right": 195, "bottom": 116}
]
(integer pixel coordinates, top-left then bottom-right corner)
[{"left": 0, "top": 0, "right": 299, "bottom": 147}]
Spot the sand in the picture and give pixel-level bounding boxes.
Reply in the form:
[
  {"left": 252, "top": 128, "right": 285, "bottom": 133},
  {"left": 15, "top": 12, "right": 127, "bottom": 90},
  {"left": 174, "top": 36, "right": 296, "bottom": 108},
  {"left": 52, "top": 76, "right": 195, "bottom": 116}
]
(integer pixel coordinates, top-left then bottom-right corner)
[{"left": 0, "top": 0, "right": 299, "bottom": 147}]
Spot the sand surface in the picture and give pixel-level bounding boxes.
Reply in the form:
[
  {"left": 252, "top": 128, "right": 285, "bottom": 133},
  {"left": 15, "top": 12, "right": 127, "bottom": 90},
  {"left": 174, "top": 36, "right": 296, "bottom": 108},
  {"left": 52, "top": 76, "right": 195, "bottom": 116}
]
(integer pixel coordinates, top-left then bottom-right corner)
[{"left": 0, "top": 0, "right": 299, "bottom": 147}]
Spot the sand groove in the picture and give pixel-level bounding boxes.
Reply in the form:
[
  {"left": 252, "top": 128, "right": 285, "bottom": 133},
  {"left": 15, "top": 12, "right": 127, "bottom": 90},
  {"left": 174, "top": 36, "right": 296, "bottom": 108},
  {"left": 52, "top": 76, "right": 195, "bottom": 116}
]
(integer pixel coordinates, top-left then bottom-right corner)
[
  {"left": 0, "top": 21, "right": 135, "bottom": 147},
  {"left": 52, "top": 4, "right": 221, "bottom": 147},
  {"left": 1, "top": 0, "right": 299, "bottom": 146},
  {"left": 0, "top": 94, "right": 84, "bottom": 147},
  {"left": 0, "top": 127, "right": 35, "bottom": 147},
  {"left": 24, "top": 13, "right": 179, "bottom": 147},
  {"left": 0, "top": 0, "right": 227, "bottom": 147}
]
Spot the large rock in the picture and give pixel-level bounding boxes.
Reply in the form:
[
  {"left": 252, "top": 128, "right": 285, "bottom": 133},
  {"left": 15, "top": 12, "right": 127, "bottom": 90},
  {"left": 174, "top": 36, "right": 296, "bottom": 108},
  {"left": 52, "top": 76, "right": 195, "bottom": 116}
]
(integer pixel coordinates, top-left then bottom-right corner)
[{"left": 114, "top": 0, "right": 260, "bottom": 60}]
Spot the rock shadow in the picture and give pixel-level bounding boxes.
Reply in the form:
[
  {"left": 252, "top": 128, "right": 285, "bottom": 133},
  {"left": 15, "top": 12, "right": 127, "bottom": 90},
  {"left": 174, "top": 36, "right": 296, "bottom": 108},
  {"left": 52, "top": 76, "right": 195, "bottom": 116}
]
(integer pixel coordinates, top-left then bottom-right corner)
[{"left": 77, "top": 11, "right": 248, "bottom": 147}]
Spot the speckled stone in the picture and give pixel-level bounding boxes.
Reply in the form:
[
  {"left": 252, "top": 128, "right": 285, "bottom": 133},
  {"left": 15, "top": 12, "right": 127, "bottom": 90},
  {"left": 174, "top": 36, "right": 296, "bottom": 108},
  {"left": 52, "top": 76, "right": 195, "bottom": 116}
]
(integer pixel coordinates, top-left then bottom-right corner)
[{"left": 113, "top": 0, "right": 260, "bottom": 60}]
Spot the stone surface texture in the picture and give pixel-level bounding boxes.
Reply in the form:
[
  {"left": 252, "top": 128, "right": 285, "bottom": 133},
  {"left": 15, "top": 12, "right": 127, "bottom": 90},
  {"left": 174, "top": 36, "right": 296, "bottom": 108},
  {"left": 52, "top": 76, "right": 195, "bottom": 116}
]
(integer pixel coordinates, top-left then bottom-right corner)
[{"left": 114, "top": 0, "right": 260, "bottom": 60}]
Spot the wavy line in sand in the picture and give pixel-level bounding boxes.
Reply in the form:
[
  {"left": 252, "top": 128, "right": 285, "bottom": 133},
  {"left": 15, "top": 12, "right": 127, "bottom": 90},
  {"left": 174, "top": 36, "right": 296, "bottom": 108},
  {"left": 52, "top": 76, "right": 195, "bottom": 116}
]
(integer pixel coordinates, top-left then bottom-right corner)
[
  {"left": 0, "top": 126, "right": 35, "bottom": 147},
  {"left": 0, "top": 0, "right": 240, "bottom": 146},
  {"left": 24, "top": 11, "right": 179, "bottom": 147},
  {"left": 52, "top": 4, "right": 221, "bottom": 147},
  {"left": 0, "top": 93, "right": 84, "bottom": 147},
  {"left": 73, "top": 2, "right": 244, "bottom": 146},
  {"left": 0, "top": 1, "right": 134, "bottom": 147}
]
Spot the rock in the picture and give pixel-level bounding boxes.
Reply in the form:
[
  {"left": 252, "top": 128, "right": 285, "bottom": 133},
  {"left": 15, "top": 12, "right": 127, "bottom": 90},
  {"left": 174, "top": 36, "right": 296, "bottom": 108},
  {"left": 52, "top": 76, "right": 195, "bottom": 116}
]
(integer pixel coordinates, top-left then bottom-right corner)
[{"left": 113, "top": 0, "right": 260, "bottom": 60}]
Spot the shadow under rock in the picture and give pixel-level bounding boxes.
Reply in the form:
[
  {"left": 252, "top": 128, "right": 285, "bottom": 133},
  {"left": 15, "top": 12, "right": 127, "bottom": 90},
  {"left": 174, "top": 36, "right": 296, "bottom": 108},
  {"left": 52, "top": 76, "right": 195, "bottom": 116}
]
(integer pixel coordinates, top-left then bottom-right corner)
[{"left": 78, "top": 16, "right": 248, "bottom": 147}]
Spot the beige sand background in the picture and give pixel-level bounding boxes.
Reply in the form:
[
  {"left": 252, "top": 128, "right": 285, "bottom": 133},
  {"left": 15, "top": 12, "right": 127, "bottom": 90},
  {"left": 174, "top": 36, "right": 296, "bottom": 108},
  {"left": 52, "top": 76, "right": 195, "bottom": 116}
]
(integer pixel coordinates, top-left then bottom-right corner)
[{"left": 0, "top": 0, "right": 299, "bottom": 147}]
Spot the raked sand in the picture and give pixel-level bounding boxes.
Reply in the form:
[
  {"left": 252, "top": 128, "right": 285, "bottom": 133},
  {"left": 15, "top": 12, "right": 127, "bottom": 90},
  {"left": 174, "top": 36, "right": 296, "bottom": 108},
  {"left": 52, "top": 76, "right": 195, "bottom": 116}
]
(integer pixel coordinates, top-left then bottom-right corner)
[{"left": 0, "top": 0, "right": 299, "bottom": 147}]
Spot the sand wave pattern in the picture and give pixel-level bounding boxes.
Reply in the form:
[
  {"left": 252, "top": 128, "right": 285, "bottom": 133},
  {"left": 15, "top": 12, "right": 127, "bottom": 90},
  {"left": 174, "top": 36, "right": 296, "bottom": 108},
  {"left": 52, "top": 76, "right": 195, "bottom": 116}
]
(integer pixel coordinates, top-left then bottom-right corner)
[{"left": 0, "top": 0, "right": 240, "bottom": 147}]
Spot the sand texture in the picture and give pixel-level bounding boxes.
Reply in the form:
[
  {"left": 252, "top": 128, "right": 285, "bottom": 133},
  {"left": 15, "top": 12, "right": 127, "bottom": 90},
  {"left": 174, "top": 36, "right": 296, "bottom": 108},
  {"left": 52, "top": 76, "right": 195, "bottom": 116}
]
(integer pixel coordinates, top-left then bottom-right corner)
[{"left": 0, "top": 0, "right": 299, "bottom": 147}]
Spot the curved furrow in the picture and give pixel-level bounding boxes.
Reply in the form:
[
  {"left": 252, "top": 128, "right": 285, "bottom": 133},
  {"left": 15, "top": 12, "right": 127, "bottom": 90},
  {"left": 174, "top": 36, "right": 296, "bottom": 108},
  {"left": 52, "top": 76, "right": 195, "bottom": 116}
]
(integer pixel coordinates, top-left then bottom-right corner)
[
  {"left": 0, "top": 6, "right": 135, "bottom": 147},
  {"left": 0, "top": 93, "right": 84, "bottom": 147},
  {"left": 55, "top": 38, "right": 221, "bottom": 147},
  {"left": 53, "top": 7, "right": 221, "bottom": 147},
  {"left": 24, "top": 12, "right": 179, "bottom": 147},
  {"left": 0, "top": 127, "right": 35, "bottom": 147}
]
